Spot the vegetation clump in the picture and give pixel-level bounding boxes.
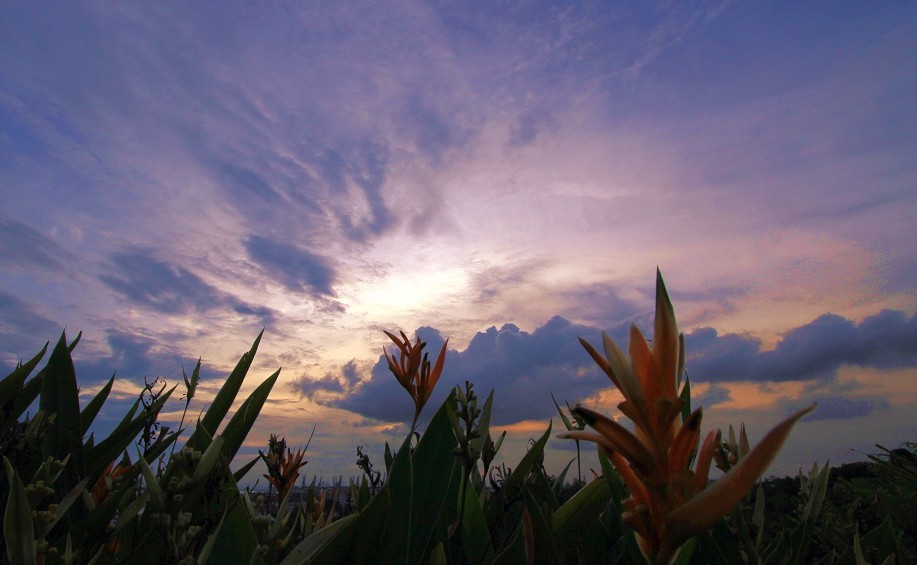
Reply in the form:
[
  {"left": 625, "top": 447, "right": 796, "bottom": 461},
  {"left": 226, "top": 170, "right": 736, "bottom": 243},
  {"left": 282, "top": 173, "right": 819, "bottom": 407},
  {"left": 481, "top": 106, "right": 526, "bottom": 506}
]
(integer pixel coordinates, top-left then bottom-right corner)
[{"left": 0, "top": 272, "right": 909, "bottom": 563}]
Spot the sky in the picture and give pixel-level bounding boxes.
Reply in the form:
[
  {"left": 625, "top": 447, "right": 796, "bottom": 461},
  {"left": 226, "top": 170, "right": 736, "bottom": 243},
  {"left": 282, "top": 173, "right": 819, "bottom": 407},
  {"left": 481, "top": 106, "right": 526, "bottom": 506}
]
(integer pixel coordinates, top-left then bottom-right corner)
[{"left": 1, "top": 1, "right": 915, "bottom": 485}]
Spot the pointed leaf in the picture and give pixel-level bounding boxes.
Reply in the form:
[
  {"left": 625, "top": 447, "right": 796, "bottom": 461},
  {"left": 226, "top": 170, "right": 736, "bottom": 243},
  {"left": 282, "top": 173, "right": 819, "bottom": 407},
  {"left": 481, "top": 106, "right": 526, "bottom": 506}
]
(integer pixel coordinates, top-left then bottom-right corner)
[
  {"left": 3, "top": 457, "right": 36, "bottom": 565},
  {"left": 653, "top": 268, "right": 679, "bottom": 400},
  {"left": 80, "top": 373, "right": 115, "bottom": 436},
  {"left": 190, "top": 331, "right": 264, "bottom": 449},
  {"left": 219, "top": 368, "right": 280, "bottom": 461},
  {"left": 666, "top": 405, "right": 815, "bottom": 551},
  {"left": 409, "top": 391, "right": 460, "bottom": 563},
  {"left": 40, "top": 332, "right": 86, "bottom": 481}
]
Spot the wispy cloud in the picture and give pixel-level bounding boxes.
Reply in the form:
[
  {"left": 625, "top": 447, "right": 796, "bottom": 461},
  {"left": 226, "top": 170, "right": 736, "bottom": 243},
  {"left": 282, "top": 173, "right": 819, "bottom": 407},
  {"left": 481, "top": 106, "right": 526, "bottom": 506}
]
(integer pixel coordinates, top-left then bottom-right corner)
[
  {"left": 100, "top": 249, "right": 276, "bottom": 324},
  {"left": 0, "top": 214, "right": 71, "bottom": 271}
]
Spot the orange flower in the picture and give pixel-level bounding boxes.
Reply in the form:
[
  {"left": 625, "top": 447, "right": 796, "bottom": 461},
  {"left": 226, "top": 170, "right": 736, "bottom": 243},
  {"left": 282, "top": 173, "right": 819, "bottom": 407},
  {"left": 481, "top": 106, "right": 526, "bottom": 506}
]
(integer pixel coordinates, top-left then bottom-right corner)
[
  {"left": 382, "top": 330, "right": 448, "bottom": 427},
  {"left": 259, "top": 434, "right": 308, "bottom": 501},
  {"left": 91, "top": 460, "right": 132, "bottom": 505},
  {"left": 561, "top": 269, "right": 813, "bottom": 563}
]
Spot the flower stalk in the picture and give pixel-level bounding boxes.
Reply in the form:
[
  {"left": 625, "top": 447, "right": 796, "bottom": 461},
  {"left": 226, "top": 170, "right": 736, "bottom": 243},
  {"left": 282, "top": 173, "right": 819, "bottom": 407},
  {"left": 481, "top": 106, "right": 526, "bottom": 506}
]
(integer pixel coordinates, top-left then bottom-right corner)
[{"left": 560, "top": 269, "right": 814, "bottom": 563}]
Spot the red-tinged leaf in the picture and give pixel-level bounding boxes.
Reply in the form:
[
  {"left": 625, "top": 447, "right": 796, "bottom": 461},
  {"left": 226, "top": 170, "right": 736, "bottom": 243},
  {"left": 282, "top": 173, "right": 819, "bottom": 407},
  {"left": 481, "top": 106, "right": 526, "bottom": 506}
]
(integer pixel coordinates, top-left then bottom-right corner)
[
  {"left": 692, "top": 429, "right": 719, "bottom": 495},
  {"left": 665, "top": 405, "right": 815, "bottom": 557},
  {"left": 668, "top": 408, "right": 702, "bottom": 475},
  {"left": 629, "top": 324, "right": 663, "bottom": 420},
  {"left": 653, "top": 268, "right": 679, "bottom": 401},
  {"left": 602, "top": 332, "right": 647, "bottom": 410},
  {"left": 572, "top": 407, "right": 655, "bottom": 478}
]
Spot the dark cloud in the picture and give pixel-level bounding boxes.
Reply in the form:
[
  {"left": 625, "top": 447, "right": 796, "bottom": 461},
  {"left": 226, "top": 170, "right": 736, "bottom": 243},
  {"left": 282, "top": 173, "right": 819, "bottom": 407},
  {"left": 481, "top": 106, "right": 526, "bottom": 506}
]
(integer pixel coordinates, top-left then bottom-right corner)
[
  {"left": 308, "top": 308, "right": 915, "bottom": 426},
  {"left": 686, "top": 310, "right": 917, "bottom": 382},
  {"left": 693, "top": 383, "right": 732, "bottom": 408},
  {"left": 312, "top": 316, "right": 620, "bottom": 426},
  {"left": 72, "top": 329, "right": 218, "bottom": 385},
  {"left": 558, "top": 283, "right": 647, "bottom": 328},
  {"left": 0, "top": 292, "right": 60, "bottom": 366},
  {"left": 400, "top": 95, "right": 470, "bottom": 165},
  {"left": 244, "top": 235, "right": 336, "bottom": 298},
  {"left": 211, "top": 161, "right": 283, "bottom": 202},
  {"left": 100, "top": 250, "right": 276, "bottom": 323},
  {"left": 0, "top": 215, "right": 70, "bottom": 270},
  {"left": 291, "top": 359, "right": 363, "bottom": 400},
  {"left": 778, "top": 395, "right": 889, "bottom": 422},
  {"left": 322, "top": 138, "right": 394, "bottom": 242}
]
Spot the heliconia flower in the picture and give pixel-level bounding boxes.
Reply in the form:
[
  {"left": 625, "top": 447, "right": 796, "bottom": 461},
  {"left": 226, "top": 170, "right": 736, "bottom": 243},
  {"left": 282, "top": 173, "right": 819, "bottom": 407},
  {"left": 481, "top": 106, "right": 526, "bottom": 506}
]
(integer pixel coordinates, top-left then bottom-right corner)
[
  {"left": 260, "top": 434, "right": 308, "bottom": 501},
  {"left": 91, "top": 459, "right": 132, "bottom": 506},
  {"left": 383, "top": 330, "right": 448, "bottom": 427},
  {"left": 560, "top": 269, "right": 814, "bottom": 564}
]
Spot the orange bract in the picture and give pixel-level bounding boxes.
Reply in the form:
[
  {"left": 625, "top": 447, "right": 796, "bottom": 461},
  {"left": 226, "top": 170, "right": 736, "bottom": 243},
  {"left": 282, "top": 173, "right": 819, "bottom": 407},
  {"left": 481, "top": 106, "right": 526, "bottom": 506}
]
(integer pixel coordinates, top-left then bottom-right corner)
[
  {"left": 260, "top": 434, "right": 308, "bottom": 501},
  {"left": 561, "top": 269, "right": 813, "bottom": 563},
  {"left": 383, "top": 330, "right": 448, "bottom": 427}
]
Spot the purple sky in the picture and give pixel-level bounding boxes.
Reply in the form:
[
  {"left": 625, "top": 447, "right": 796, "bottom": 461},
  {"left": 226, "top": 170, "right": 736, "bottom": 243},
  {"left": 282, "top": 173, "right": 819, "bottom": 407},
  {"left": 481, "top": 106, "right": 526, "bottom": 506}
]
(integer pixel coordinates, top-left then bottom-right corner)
[{"left": 1, "top": 2, "right": 915, "bottom": 482}]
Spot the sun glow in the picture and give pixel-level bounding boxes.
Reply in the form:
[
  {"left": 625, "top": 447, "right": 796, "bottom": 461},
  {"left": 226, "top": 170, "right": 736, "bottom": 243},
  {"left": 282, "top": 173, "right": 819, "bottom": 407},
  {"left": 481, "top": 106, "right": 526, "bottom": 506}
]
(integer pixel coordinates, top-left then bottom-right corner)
[{"left": 350, "top": 266, "right": 469, "bottom": 318}]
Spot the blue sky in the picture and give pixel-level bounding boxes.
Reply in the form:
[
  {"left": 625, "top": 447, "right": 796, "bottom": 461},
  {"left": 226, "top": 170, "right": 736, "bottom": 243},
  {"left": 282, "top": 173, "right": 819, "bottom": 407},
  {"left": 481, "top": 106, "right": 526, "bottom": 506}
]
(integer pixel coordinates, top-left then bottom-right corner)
[{"left": 1, "top": 1, "right": 914, "bottom": 482}]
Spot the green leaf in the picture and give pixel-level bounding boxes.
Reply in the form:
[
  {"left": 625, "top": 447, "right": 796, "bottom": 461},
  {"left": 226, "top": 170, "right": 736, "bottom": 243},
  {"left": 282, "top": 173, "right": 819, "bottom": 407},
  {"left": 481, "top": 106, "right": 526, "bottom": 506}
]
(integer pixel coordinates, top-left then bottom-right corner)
[
  {"left": 193, "top": 435, "right": 226, "bottom": 483},
  {"left": 470, "top": 389, "right": 495, "bottom": 455},
  {"left": 379, "top": 431, "right": 414, "bottom": 561},
  {"left": 40, "top": 332, "right": 86, "bottom": 482},
  {"left": 669, "top": 537, "right": 697, "bottom": 565},
  {"left": 523, "top": 489, "right": 561, "bottom": 564},
  {"left": 551, "top": 477, "right": 611, "bottom": 553},
  {"left": 679, "top": 375, "right": 691, "bottom": 424},
  {"left": 0, "top": 342, "right": 46, "bottom": 409},
  {"left": 3, "top": 457, "right": 36, "bottom": 565},
  {"left": 208, "top": 487, "right": 261, "bottom": 565},
  {"left": 84, "top": 385, "right": 176, "bottom": 481},
  {"left": 80, "top": 373, "right": 115, "bottom": 436},
  {"left": 280, "top": 514, "right": 359, "bottom": 564},
  {"left": 190, "top": 331, "right": 264, "bottom": 449},
  {"left": 219, "top": 368, "right": 280, "bottom": 461},
  {"left": 42, "top": 478, "right": 88, "bottom": 536},
  {"left": 551, "top": 393, "right": 575, "bottom": 431},
  {"left": 136, "top": 453, "right": 165, "bottom": 510},
  {"left": 233, "top": 455, "right": 260, "bottom": 484},
  {"left": 503, "top": 421, "right": 552, "bottom": 495},
  {"left": 859, "top": 515, "right": 902, "bottom": 564},
  {"left": 409, "top": 391, "right": 461, "bottom": 563},
  {"left": 459, "top": 467, "right": 493, "bottom": 565},
  {"left": 491, "top": 521, "right": 526, "bottom": 565}
]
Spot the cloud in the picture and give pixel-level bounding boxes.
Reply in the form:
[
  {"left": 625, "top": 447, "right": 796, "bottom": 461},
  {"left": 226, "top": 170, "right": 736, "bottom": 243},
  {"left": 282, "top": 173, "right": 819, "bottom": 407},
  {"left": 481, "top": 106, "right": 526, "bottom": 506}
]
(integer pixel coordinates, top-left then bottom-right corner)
[
  {"left": 311, "top": 316, "right": 621, "bottom": 426},
  {"left": 778, "top": 395, "right": 889, "bottom": 422},
  {"left": 71, "top": 330, "right": 222, "bottom": 391},
  {"left": 100, "top": 249, "right": 276, "bottom": 323},
  {"left": 0, "top": 215, "right": 70, "bottom": 271},
  {"left": 291, "top": 359, "right": 363, "bottom": 401},
  {"left": 308, "top": 308, "right": 915, "bottom": 426},
  {"left": 243, "top": 235, "right": 337, "bottom": 298},
  {"left": 685, "top": 310, "right": 917, "bottom": 382},
  {"left": 693, "top": 383, "right": 733, "bottom": 408},
  {"left": 0, "top": 292, "right": 60, "bottom": 365}
]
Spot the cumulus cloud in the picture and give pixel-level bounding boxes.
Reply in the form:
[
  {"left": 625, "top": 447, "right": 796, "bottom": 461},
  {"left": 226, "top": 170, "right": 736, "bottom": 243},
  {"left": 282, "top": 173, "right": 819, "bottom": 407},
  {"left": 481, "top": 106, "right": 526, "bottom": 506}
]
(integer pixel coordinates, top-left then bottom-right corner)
[
  {"left": 100, "top": 250, "right": 276, "bottom": 323},
  {"left": 301, "top": 316, "right": 624, "bottom": 425},
  {"left": 685, "top": 310, "right": 917, "bottom": 382},
  {"left": 304, "top": 308, "right": 915, "bottom": 425}
]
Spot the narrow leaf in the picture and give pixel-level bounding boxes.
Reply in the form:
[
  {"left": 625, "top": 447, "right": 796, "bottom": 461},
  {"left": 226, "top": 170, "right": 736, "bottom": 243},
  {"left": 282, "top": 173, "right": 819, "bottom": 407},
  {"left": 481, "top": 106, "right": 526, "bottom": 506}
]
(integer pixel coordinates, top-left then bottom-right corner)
[{"left": 3, "top": 457, "right": 36, "bottom": 565}]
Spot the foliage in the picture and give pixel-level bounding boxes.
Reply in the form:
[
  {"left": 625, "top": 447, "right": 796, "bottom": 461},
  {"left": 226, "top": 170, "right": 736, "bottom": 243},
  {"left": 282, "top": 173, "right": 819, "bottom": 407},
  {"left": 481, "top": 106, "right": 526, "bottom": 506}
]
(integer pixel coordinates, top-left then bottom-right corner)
[{"left": 0, "top": 272, "right": 910, "bottom": 564}]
